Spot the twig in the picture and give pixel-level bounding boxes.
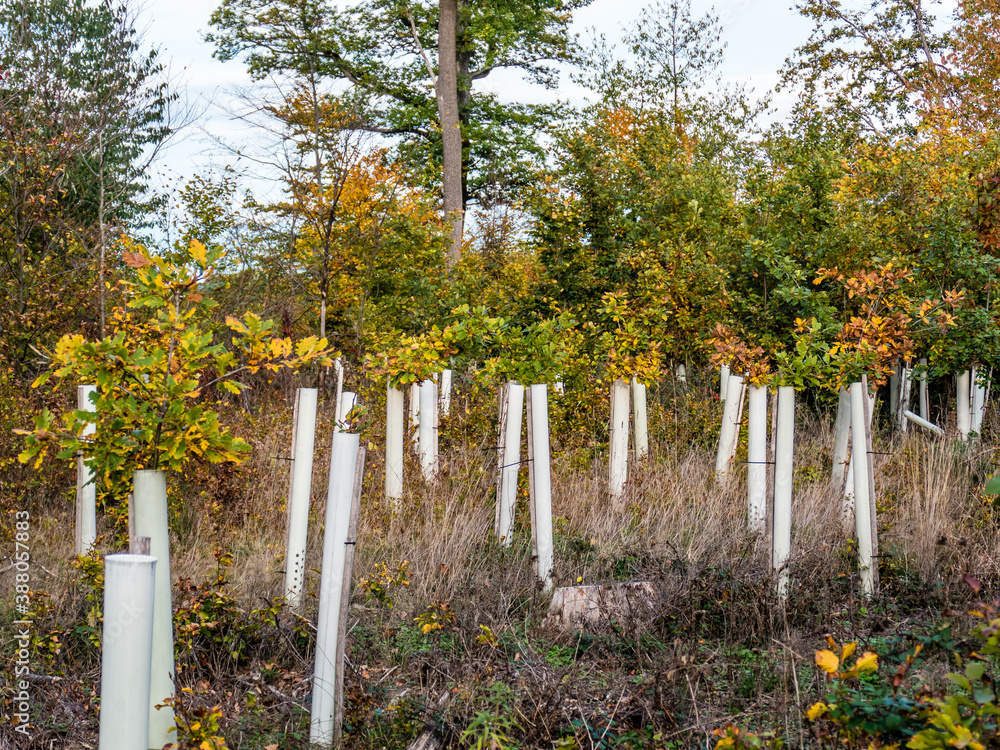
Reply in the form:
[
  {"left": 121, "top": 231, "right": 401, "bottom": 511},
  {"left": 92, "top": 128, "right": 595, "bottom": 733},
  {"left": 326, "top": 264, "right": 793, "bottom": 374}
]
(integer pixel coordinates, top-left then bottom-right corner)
[
  {"left": 597, "top": 688, "right": 627, "bottom": 747},
  {"left": 578, "top": 703, "right": 596, "bottom": 750},
  {"left": 685, "top": 673, "right": 704, "bottom": 740},
  {"left": 25, "top": 672, "right": 62, "bottom": 684},
  {"left": 235, "top": 676, "right": 307, "bottom": 711},
  {"left": 375, "top": 666, "right": 399, "bottom": 686}
]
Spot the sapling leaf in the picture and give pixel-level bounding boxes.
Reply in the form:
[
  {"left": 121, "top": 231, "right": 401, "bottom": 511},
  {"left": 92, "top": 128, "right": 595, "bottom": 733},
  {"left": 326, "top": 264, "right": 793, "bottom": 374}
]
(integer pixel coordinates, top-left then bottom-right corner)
[
  {"left": 966, "top": 661, "right": 986, "bottom": 681},
  {"left": 973, "top": 687, "right": 994, "bottom": 705},
  {"left": 947, "top": 672, "right": 972, "bottom": 691},
  {"left": 984, "top": 475, "right": 1000, "bottom": 495}
]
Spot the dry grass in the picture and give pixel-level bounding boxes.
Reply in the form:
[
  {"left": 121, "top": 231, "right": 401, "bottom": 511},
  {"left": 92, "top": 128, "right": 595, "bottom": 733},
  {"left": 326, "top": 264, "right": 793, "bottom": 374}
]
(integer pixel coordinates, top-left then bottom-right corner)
[
  {"left": 6, "top": 378, "right": 1000, "bottom": 747},
  {"left": 13, "top": 383, "right": 1000, "bottom": 627}
]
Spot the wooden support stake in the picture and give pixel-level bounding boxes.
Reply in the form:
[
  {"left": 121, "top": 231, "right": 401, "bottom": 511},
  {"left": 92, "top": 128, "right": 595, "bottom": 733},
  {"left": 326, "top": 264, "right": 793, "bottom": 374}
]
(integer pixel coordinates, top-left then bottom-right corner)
[{"left": 919, "top": 357, "right": 929, "bottom": 421}]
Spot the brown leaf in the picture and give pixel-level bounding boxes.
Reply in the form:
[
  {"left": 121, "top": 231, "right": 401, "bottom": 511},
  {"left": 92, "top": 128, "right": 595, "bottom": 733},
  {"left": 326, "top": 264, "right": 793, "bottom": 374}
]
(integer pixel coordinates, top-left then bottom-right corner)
[{"left": 123, "top": 250, "right": 152, "bottom": 268}]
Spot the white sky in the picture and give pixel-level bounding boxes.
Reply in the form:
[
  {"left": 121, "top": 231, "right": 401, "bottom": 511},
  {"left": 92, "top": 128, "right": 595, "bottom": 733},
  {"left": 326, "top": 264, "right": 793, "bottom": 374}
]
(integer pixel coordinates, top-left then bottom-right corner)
[{"left": 139, "top": 0, "right": 820, "bottom": 198}]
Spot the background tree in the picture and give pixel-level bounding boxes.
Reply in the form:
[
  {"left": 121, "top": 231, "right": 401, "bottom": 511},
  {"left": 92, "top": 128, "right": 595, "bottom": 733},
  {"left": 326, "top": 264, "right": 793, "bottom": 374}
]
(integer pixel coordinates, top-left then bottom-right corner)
[
  {"left": 0, "top": 0, "right": 175, "bottom": 366},
  {"left": 206, "top": 0, "right": 593, "bottom": 265},
  {"left": 779, "top": 0, "right": 947, "bottom": 136},
  {"left": 946, "top": 0, "right": 1000, "bottom": 131},
  {"left": 529, "top": 0, "right": 757, "bottom": 373}
]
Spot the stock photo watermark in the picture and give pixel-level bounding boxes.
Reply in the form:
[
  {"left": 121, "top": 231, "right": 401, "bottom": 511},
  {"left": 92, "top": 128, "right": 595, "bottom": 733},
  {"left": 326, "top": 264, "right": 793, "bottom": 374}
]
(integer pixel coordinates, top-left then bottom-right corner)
[{"left": 11, "top": 509, "right": 33, "bottom": 738}]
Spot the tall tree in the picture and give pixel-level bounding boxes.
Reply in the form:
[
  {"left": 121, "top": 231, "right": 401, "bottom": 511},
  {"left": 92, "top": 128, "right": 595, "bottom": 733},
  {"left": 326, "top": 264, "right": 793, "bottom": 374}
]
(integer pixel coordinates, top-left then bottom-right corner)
[
  {"left": 585, "top": 0, "right": 726, "bottom": 123},
  {"left": 207, "top": 0, "right": 592, "bottom": 264},
  {"left": 946, "top": 0, "right": 1000, "bottom": 130},
  {"left": 0, "top": 0, "right": 175, "bottom": 364},
  {"left": 779, "top": 0, "right": 947, "bottom": 136},
  {"left": 437, "top": 0, "right": 463, "bottom": 262}
]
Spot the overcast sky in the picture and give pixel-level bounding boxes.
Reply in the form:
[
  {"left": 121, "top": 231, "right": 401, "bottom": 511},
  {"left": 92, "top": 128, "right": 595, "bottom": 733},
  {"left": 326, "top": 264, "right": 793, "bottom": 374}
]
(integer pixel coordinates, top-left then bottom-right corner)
[{"left": 138, "top": 0, "right": 965, "bottom": 202}]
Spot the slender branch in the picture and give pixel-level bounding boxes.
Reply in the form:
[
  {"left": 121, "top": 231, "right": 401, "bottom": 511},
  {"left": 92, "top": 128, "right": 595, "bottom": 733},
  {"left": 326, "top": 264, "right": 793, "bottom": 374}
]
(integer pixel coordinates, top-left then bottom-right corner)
[{"left": 405, "top": 6, "right": 437, "bottom": 86}]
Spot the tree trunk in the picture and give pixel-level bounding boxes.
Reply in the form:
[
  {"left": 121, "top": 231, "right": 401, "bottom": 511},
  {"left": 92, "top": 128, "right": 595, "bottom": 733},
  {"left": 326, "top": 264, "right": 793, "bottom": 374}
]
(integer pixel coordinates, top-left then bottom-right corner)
[{"left": 437, "top": 0, "right": 463, "bottom": 266}]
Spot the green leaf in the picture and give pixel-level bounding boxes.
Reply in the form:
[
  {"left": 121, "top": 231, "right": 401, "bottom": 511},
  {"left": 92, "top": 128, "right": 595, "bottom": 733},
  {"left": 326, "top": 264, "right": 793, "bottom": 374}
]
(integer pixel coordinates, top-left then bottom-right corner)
[
  {"left": 947, "top": 673, "right": 972, "bottom": 691},
  {"left": 984, "top": 474, "right": 1000, "bottom": 495},
  {"left": 973, "top": 687, "right": 995, "bottom": 705},
  {"left": 966, "top": 661, "right": 986, "bottom": 681}
]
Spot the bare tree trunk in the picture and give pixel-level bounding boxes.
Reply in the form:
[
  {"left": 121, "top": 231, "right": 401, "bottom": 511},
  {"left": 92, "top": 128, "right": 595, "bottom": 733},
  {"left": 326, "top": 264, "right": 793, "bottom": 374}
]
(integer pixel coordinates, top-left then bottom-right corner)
[{"left": 437, "top": 0, "right": 463, "bottom": 267}]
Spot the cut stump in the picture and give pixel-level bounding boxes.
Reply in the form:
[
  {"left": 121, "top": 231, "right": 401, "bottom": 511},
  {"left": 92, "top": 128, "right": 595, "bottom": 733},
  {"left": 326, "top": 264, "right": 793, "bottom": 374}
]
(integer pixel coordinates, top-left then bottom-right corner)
[{"left": 543, "top": 582, "right": 655, "bottom": 630}]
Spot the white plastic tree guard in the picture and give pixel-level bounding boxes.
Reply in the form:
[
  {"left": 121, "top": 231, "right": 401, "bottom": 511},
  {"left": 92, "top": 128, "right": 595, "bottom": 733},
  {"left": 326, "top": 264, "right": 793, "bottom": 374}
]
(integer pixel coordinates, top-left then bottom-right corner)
[
  {"left": 715, "top": 374, "right": 746, "bottom": 477},
  {"left": 310, "top": 433, "right": 363, "bottom": 748},
  {"left": 385, "top": 384, "right": 404, "bottom": 506},
  {"left": 676, "top": 364, "right": 687, "bottom": 383},
  {"left": 843, "top": 391, "right": 876, "bottom": 530},
  {"left": 830, "top": 388, "right": 851, "bottom": 492},
  {"left": 496, "top": 382, "right": 524, "bottom": 547},
  {"left": 904, "top": 410, "right": 945, "bottom": 436},
  {"left": 632, "top": 377, "right": 649, "bottom": 461},
  {"left": 898, "top": 363, "right": 913, "bottom": 431},
  {"left": 75, "top": 384, "right": 97, "bottom": 556},
  {"left": 527, "top": 384, "right": 555, "bottom": 593},
  {"left": 98, "top": 553, "right": 156, "bottom": 750},
  {"left": 131, "top": 469, "right": 175, "bottom": 749},
  {"left": 919, "top": 358, "right": 929, "bottom": 420},
  {"left": 747, "top": 385, "right": 767, "bottom": 534},
  {"left": 419, "top": 379, "right": 438, "bottom": 482},
  {"left": 957, "top": 370, "right": 972, "bottom": 440},
  {"left": 609, "top": 379, "right": 630, "bottom": 507},
  {"left": 336, "top": 391, "right": 357, "bottom": 432},
  {"left": 850, "top": 382, "right": 877, "bottom": 596},
  {"left": 772, "top": 386, "right": 795, "bottom": 598},
  {"left": 440, "top": 369, "right": 452, "bottom": 417},
  {"left": 720, "top": 364, "right": 731, "bottom": 402},
  {"left": 284, "top": 388, "right": 318, "bottom": 609}
]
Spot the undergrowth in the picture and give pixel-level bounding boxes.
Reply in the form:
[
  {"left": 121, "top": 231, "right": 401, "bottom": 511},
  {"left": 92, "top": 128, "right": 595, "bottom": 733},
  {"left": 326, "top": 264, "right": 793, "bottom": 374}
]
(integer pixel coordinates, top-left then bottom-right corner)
[{"left": 2, "top": 373, "right": 1000, "bottom": 748}]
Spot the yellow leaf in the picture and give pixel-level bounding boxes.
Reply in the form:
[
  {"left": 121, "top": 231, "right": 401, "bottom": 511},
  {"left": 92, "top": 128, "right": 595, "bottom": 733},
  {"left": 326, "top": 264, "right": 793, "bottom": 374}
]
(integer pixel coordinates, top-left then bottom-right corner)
[
  {"left": 189, "top": 239, "right": 208, "bottom": 266},
  {"left": 807, "top": 702, "right": 828, "bottom": 721},
  {"left": 853, "top": 651, "right": 878, "bottom": 673},
  {"left": 841, "top": 642, "right": 857, "bottom": 661},
  {"left": 815, "top": 649, "right": 840, "bottom": 674}
]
